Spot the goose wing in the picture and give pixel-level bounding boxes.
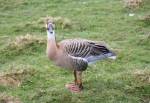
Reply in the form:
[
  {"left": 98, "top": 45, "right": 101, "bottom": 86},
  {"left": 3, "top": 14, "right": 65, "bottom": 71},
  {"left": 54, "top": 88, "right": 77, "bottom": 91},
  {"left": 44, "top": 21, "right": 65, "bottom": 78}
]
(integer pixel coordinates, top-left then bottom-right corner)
[
  {"left": 58, "top": 39, "right": 116, "bottom": 71},
  {"left": 59, "top": 39, "right": 114, "bottom": 62}
]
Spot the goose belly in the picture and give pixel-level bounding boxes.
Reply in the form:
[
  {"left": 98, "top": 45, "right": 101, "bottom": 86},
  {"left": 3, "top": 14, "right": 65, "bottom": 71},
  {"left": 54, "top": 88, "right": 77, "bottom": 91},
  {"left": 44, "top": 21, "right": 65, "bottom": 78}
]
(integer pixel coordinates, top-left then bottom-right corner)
[{"left": 55, "top": 56, "right": 73, "bottom": 70}]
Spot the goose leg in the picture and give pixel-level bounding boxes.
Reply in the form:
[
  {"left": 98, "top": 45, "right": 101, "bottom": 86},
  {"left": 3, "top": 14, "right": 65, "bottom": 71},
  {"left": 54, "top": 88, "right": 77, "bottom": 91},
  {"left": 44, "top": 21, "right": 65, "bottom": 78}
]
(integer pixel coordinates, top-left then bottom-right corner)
[
  {"left": 65, "top": 70, "right": 83, "bottom": 93},
  {"left": 74, "top": 70, "right": 77, "bottom": 84},
  {"left": 76, "top": 71, "right": 83, "bottom": 90}
]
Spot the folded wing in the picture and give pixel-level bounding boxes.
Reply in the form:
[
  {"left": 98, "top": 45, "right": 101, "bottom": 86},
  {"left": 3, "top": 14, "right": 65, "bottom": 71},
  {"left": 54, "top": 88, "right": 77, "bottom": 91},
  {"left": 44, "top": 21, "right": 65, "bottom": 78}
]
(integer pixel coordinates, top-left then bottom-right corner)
[{"left": 60, "top": 39, "right": 116, "bottom": 64}]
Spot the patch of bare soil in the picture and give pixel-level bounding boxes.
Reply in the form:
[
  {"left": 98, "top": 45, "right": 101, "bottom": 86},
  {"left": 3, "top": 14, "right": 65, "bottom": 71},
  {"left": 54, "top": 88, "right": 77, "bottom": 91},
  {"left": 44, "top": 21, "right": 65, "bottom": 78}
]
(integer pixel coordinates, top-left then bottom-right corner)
[{"left": 0, "top": 94, "right": 22, "bottom": 103}]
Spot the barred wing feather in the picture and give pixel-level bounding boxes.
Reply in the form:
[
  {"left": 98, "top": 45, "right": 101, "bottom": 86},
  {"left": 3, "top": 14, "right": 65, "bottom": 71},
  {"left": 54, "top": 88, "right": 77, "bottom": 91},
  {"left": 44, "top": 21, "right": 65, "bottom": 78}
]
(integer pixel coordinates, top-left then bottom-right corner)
[{"left": 59, "top": 39, "right": 115, "bottom": 63}]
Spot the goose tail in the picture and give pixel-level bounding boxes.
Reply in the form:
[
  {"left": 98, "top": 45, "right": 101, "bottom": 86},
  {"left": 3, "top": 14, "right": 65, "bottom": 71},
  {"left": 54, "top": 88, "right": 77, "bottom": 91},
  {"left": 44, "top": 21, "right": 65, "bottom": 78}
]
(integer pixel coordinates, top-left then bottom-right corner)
[
  {"left": 86, "top": 51, "right": 116, "bottom": 64},
  {"left": 108, "top": 51, "right": 116, "bottom": 60}
]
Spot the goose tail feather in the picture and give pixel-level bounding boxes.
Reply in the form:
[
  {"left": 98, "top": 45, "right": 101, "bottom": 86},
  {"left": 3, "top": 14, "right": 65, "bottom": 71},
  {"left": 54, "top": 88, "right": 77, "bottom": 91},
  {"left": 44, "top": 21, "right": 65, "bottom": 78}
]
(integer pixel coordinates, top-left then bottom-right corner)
[{"left": 86, "top": 51, "right": 116, "bottom": 64}]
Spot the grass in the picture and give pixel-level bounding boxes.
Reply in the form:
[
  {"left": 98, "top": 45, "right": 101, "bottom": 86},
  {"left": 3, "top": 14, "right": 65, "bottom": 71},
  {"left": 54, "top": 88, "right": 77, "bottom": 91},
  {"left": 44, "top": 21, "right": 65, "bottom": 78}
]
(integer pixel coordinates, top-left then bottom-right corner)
[{"left": 0, "top": 0, "right": 150, "bottom": 103}]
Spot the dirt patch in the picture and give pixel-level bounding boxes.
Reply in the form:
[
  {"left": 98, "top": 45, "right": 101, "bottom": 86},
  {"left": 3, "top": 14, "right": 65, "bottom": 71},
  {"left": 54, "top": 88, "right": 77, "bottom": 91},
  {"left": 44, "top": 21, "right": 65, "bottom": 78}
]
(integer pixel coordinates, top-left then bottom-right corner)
[
  {"left": 0, "top": 68, "right": 35, "bottom": 87},
  {"left": 0, "top": 94, "right": 22, "bottom": 103}
]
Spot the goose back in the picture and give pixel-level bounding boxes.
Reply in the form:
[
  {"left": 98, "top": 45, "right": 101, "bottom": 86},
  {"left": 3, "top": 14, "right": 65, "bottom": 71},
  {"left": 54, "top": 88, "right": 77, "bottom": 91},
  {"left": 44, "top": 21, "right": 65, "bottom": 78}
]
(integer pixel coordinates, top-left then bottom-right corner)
[{"left": 59, "top": 39, "right": 112, "bottom": 58}]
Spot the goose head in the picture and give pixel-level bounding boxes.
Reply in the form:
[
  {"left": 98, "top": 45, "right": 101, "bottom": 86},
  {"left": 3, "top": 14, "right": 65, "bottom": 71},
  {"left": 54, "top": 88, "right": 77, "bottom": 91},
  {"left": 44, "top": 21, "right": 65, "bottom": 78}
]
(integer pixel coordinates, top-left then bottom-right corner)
[{"left": 46, "top": 20, "right": 55, "bottom": 35}]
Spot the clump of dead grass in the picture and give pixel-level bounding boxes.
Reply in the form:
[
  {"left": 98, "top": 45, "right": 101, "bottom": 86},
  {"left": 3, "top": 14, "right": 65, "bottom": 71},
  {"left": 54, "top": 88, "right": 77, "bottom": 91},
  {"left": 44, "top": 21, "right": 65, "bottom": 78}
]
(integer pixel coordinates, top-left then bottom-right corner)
[
  {"left": 131, "top": 69, "right": 150, "bottom": 103},
  {"left": 138, "top": 14, "right": 150, "bottom": 28},
  {"left": 0, "top": 34, "right": 46, "bottom": 63},
  {"left": 0, "top": 65, "right": 36, "bottom": 87},
  {"left": 24, "top": 16, "right": 73, "bottom": 30},
  {"left": 0, "top": 93, "right": 22, "bottom": 103},
  {"left": 37, "top": 16, "right": 73, "bottom": 29},
  {"left": 132, "top": 69, "right": 150, "bottom": 84},
  {"left": 9, "top": 34, "right": 46, "bottom": 48},
  {"left": 141, "top": 95, "right": 150, "bottom": 103},
  {"left": 137, "top": 33, "right": 150, "bottom": 46},
  {"left": 139, "top": 14, "right": 150, "bottom": 21},
  {"left": 24, "top": 16, "right": 80, "bottom": 33},
  {"left": 123, "top": 0, "right": 143, "bottom": 10},
  {"left": 0, "top": 75, "right": 21, "bottom": 87}
]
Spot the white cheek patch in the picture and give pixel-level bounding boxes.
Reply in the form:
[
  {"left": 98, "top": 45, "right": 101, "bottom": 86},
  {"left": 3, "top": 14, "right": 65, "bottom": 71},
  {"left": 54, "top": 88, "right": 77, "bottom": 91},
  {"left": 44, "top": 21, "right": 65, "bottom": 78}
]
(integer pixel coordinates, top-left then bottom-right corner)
[{"left": 47, "top": 31, "right": 55, "bottom": 39}]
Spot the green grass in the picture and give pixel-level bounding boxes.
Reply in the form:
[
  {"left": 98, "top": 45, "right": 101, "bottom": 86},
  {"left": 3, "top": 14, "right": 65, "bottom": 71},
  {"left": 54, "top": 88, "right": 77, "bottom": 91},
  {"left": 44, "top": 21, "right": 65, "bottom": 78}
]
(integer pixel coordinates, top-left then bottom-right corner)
[{"left": 0, "top": 0, "right": 150, "bottom": 103}]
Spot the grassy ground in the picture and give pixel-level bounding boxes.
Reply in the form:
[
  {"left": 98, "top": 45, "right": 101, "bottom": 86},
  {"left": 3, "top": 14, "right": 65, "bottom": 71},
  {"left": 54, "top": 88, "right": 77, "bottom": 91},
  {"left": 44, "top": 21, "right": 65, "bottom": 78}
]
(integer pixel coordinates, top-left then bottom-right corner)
[{"left": 0, "top": 0, "right": 150, "bottom": 103}]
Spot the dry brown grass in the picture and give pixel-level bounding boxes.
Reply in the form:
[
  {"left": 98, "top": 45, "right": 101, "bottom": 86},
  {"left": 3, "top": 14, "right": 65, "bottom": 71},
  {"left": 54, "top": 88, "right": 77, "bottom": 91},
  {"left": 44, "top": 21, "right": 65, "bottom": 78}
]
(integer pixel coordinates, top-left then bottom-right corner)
[
  {"left": 0, "top": 75, "right": 21, "bottom": 87},
  {"left": 37, "top": 16, "right": 73, "bottom": 29},
  {"left": 137, "top": 33, "right": 150, "bottom": 45},
  {"left": 139, "top": 14, "right": 150, "bottom": 21},
  {"left": 24, "top": 16, "right": 73, "bottom": 30},
  {"left": 0, "top": 34, "right": 46, "bottom": 63},
  {"left": 141, "top": 95, "right": 150, "bottom": 103},
  {"left": 123, "top": 0, "right": 143, "bottom": 9},
  {"left": 0, "top": 66, "right": 36, "bottom": 87},
  {"left": 0, "top": 93, "right": 21, "bottom": 103},
  {"left": 132, "top": 69, "right": 150, "bottom": 84},
  {"left": 9, "top": 34, "right": 45, "bottom": 48}
]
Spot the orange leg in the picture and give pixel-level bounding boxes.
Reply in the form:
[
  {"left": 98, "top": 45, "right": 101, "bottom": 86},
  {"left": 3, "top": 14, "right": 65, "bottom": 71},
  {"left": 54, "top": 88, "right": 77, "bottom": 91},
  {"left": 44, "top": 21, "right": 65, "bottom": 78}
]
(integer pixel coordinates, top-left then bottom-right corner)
[
  {"left": 74, "top": 70, "right": 77, "bottom": 84},
  {"left": 76, "top": 71, "right": 83, "bottom": 90},
  {"left": 65, "top": 70, "right": 83, "bottom": 93}
]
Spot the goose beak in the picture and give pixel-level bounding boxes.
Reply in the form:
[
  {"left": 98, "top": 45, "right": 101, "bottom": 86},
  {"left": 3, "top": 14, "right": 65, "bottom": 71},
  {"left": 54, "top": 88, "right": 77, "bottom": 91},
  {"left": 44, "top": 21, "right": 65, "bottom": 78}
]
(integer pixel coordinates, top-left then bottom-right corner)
[{"left": 46, "top": 19, "right": 55, "bottom": 31}]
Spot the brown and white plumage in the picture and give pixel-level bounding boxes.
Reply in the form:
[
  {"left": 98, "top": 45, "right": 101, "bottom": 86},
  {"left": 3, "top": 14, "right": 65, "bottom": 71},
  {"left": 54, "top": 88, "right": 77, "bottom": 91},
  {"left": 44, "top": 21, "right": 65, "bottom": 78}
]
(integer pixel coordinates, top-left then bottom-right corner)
[
  {"left": 58, "top": 39, "right": 116, "bottom": 71},
  {"left": 46, "top": 20, "right": 116, "bottom": 92}
]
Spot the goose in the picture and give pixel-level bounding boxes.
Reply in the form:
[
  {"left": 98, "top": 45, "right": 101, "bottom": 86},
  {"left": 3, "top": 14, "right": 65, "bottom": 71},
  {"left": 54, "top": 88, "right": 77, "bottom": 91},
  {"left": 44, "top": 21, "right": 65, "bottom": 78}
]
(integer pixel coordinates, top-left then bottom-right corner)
[{"left": 46, "top": 20, "right": 116, "bottom": 93}]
